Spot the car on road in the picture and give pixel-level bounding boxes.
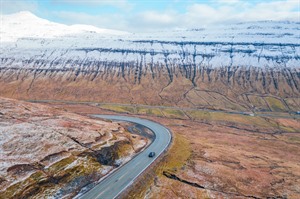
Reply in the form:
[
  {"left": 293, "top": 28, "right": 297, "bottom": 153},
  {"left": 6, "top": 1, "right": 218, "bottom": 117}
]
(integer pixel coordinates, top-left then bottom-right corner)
[{"left": 148, "top": 152, "right": 155, "bottom": 158}]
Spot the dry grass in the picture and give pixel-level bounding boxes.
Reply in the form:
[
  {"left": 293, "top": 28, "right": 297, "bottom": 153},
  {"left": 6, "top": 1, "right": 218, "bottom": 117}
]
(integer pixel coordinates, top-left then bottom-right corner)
[
  {"left": 136, "top": 107, "right": 164, "bottom": 117},
  {"left": 100, "top": 104, "right": 135, "bottom": 113},
  {"left": 97, "top": 104, "right": 296, "bottom": 131},
  {"left": 186, "top": 110, "right": 275, "bottom": 128},
  {"left": 248, "top": 95, "right": 270, "bottom": 111},
  {"left": 126, "top": 133, "right": 191, "bottom": 199},
  {"left": 157, "top": 133, "right": 191, "bottom": 173},
  {"left": 264, "top": 97, "right": 288, "bottom": 112},
  {"left": 160, "top": 109, "right": 188, "bottom": 119},
  {"left": 44, "top": 102, "right": 300, "bottom": 199},
  {"left": 284, "top": 98, "right": 300, "bottom": 110}
]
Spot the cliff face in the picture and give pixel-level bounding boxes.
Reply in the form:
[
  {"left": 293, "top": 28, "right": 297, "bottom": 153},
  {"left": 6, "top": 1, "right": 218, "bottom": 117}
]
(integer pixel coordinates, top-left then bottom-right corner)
[
  {"left": 0, "top": 97, "right": 147, "bottom": 198},
  {"left": 0, "top": 66, "right": 299, "bottom": 111},
  {"left": 0, "top": 12, "right": 299, "bottom": 111}
]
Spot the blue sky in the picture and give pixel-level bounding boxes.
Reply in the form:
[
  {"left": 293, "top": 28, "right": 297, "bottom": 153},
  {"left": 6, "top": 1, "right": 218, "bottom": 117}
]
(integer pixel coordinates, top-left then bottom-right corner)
[{"left": 1, "top": 0, "right": 299, "bottom": 32}]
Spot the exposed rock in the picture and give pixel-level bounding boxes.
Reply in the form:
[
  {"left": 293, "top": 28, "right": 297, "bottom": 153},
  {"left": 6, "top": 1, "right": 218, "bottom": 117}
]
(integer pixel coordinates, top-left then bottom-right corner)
[
  {"left": 0, "top": 15, "right": 299, "bottom": 110},
  {"left": 0, "top": 97, "right": 147, "bottom": 198}
]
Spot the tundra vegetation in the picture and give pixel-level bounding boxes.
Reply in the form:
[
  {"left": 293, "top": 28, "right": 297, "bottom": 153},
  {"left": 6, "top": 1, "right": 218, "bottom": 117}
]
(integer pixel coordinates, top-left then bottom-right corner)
[{"left": 50, "top": 102, "right": 300, "bottom": 199}]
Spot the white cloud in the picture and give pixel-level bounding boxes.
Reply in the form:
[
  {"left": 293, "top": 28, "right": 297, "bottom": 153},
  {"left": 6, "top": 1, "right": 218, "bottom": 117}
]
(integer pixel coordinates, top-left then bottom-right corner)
[
  {"left": 232, "top": 0, "right": 299, "bottom": 22},
  {"left": 132, "top": 11, "right": 178, "bottom": 30},
  {"left": 135, "top": 0, "right": 299, "bottom": 31},
  {"left": 50, "top": 0, "right": 133, "bottom": 11},
  {"left": 52, "top": 11, "right": 129, "bottom": 31},
  {"left": 6, "top": 0, "right": 298, "bottom": 32},
  {"left": 139, "top": 11, "right": 175, "bottom": 24},
  {"left": 0, "top": 0, "right": 38, "bottom": 14},
  {"left": 180, "top": 0, "right": 299, "bottom": 27},
  {"left": 215, "top": 0, "right": 241, "bottom": 4}
]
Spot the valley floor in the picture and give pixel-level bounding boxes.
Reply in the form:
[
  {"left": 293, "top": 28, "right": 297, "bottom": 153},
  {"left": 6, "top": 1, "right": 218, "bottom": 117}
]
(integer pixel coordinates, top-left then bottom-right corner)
[{"left": 47, "top": 102, "right": 300, "bottom": 199}]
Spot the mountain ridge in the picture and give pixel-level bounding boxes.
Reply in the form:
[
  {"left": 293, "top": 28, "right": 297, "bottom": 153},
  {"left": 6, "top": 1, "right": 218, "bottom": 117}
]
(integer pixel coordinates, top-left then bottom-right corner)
[
  {"left": 0, "top": 12, "right": 299, "bottom": 111},
  {"left": 0, "top": 11, "right": 129, "bottom": 43}
]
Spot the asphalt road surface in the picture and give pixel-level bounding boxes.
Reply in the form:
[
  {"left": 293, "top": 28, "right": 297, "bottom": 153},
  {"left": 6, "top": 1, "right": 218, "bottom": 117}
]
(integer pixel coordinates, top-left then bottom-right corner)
[{"left": 80, "top": 115, "right": 172, "bottom": 199}]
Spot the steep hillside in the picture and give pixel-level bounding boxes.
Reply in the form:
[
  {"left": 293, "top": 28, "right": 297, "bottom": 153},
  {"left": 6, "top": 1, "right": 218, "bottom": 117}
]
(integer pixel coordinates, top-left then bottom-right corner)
[
  {"left": 0, "top": 97, "right": 147, "bottom": 198},
  {"left": 0, "top": 12, "right": 299, "bottom": 111}
]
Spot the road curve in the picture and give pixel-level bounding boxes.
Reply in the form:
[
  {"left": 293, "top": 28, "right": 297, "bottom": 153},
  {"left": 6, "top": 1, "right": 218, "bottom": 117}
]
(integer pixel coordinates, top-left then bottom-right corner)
[{"left": 80, "top": 115, "right": 172, "bottom": 199}]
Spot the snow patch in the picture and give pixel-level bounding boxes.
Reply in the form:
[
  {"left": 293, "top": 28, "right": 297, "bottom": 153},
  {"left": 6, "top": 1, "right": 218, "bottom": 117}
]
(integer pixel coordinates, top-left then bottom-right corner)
[{"left": 0, "top": 12, "right": 299, "bottom": 69}]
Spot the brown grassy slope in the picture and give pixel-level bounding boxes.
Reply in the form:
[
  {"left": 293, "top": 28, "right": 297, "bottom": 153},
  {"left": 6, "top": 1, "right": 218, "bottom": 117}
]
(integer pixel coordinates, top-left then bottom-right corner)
[
  {"left": 50, "top": 102, "right": 300, "bottom": 199},
  {"left": 0, "top": 66, "right": 299, "bottom": 112},
  {"left": 0, "top": 98, "right": 147, "bottom": 199}
]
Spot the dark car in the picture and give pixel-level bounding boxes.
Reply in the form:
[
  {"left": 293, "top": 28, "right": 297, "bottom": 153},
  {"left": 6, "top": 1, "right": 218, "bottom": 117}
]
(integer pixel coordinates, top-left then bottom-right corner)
[{"left": 148, "top": 152, "right": 155, "bottom": 158}]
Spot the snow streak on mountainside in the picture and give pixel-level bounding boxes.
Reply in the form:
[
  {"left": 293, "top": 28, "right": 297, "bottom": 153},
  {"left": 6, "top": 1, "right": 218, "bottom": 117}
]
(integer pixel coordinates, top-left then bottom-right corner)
[
  {"left": 0, "top": 12, "right": 299, "bottom": 110},
  {"left": 1, "top": 11, "right": 299, "bottom": 69}
]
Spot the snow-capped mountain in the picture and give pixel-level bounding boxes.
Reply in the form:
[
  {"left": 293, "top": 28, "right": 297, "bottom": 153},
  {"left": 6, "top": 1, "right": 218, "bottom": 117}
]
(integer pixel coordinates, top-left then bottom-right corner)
[
  {"left": 1, "top": 11, "right": 299, "bottom": 69},
  {"left": 0, "top": 12, "right": 299, "bottom": 110},
  {"left": 0, "top": 11, "right": 128, "bottom": 43}
]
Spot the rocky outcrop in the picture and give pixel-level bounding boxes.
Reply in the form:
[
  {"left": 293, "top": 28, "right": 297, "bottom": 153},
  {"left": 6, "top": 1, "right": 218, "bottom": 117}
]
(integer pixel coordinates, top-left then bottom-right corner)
[{"left": 0, "top": 97, "right": 148, "bottom": 198}]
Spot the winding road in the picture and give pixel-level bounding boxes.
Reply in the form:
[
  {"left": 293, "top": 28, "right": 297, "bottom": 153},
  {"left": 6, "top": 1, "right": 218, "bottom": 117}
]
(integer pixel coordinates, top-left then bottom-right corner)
[{"left": 80, "top": 115, "right": 172, "bottom": 199}]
